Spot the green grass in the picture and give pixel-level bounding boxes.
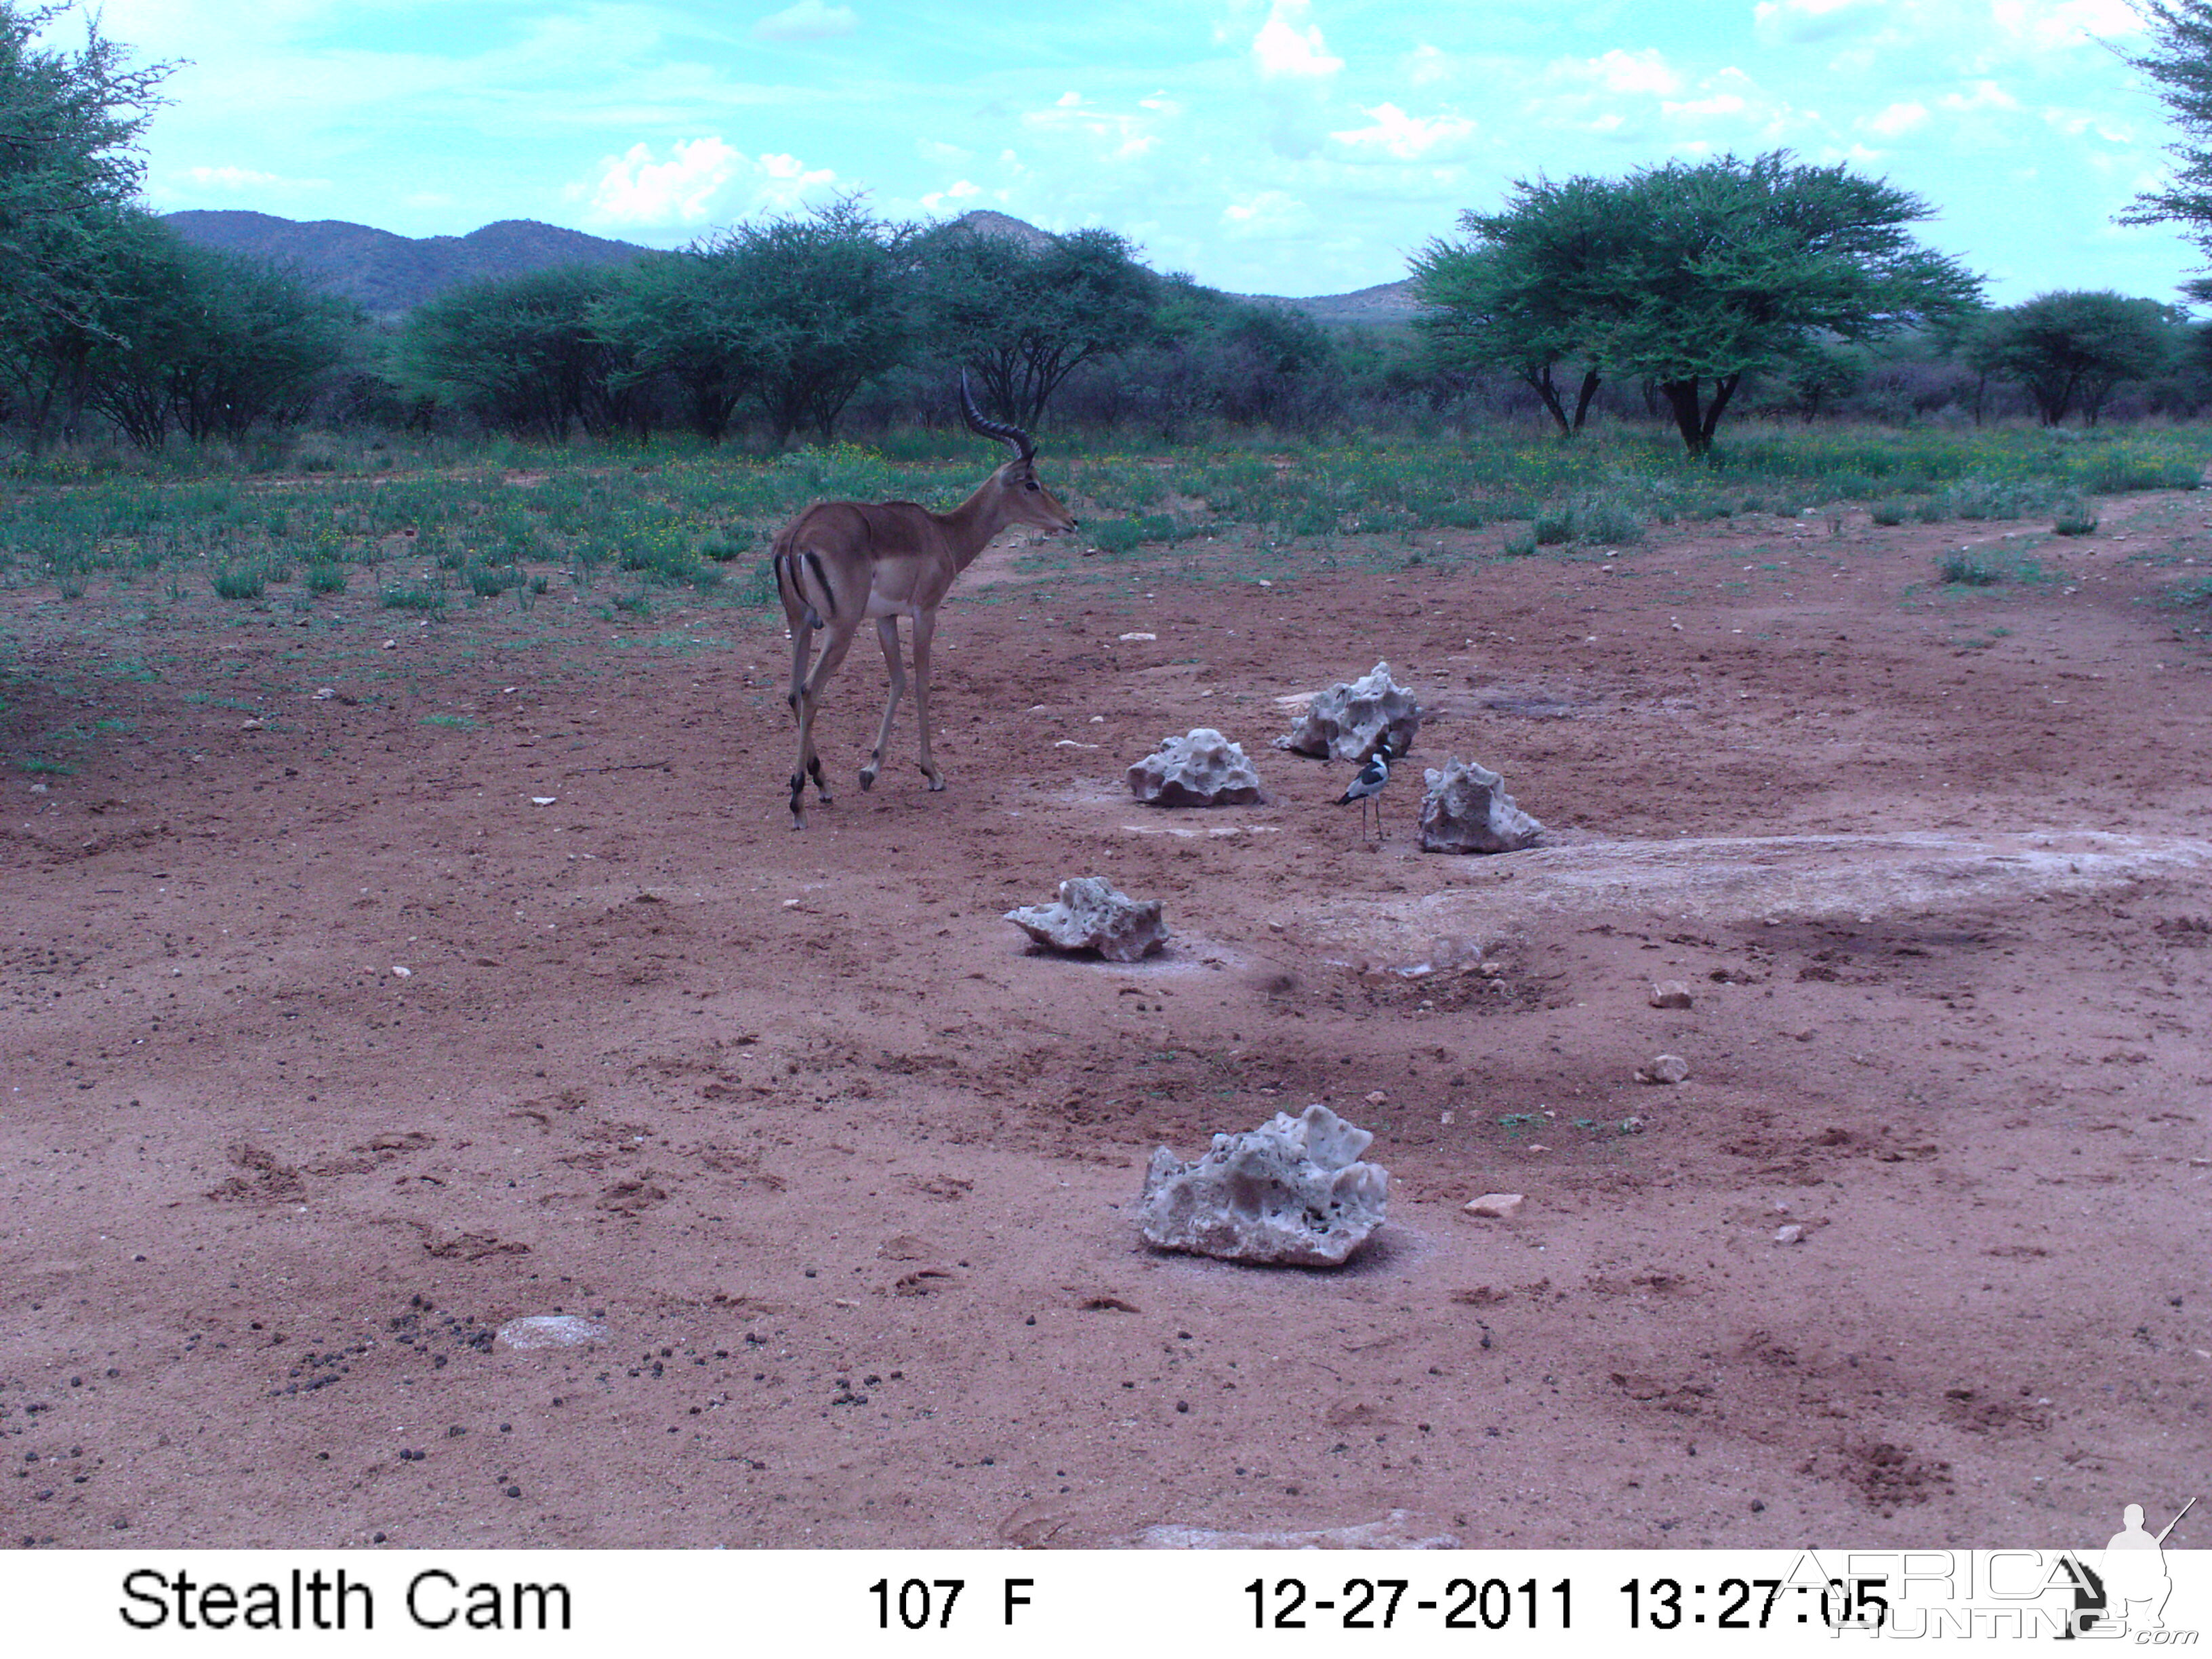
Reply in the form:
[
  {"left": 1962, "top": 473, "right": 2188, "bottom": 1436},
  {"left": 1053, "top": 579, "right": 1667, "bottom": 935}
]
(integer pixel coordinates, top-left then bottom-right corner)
[
  {"left": 2, "top": 423, "right": 2210, "bottom": 605},
  {"left": 421, "top": 713, "right": 477, "bottom": 730},
  {"left": 1938, "top": 551, "right": 2004, "bottom": 586}
]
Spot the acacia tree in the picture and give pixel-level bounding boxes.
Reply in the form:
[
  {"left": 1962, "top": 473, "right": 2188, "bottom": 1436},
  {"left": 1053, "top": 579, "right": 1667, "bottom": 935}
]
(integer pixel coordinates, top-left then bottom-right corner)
[
  {"left": 638, "top": 197, "right": 914, "bottom": 446},
  {"left": 2121, "top": 0, "right": 2212, "bottom": 291},
  {"left": 1963, "top": 291, "right": 2179, "bottom": 426},
  {"left": 1415, "top": 153, "right": 1982, "bottom": 455},
  {"left": 0, "top": 1, "right": 171, "bottom": 446},
  {"left": 918, "top": 223, "right": 1156, "bottom": 430},
  {"left": 1410, "top": 175, "right": 1616, "bottom": 436},
  {"left": 395, "top": 266, "right": 644, "bottom": 439}
]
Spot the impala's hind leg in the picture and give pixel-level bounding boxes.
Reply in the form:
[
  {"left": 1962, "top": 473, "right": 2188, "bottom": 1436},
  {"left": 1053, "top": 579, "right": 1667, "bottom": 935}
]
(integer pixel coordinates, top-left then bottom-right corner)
[
  {"left": 860, "top": 615, "right": 905, "bottom": 792},
  {"left": 788, "top": 619, "right": 859, "bottom": 827},
  {"left": 909, "top": 608, "right": 945, "bottom": 791}
]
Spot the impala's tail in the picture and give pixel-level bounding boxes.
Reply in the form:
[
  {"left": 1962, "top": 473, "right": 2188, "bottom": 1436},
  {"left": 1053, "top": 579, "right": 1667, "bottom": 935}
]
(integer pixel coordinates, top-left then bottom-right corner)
[{"left": 771, "top": 537, "right": 832, "bottom": 631}]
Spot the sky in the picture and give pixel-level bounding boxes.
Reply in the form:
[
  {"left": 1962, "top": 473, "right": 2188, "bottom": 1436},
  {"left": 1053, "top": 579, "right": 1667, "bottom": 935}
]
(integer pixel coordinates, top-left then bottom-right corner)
[{"left": 73, "top": 0, "right": 2212, "bottom": 306}]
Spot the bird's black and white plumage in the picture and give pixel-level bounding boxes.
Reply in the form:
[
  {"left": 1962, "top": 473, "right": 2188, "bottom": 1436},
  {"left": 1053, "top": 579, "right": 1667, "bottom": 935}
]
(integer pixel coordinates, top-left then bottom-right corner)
[{"left": 1336, "top": 741, "right": 1396, "bottom": 840}]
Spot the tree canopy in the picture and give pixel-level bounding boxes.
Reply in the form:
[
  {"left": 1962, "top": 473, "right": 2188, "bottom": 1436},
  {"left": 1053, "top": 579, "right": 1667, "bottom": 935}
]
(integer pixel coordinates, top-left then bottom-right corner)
[
  {"left": 918, "top": 223, "right": 1158, "bottom": 430},
  {"left": 2121, "top": 0, "right": 2212, "bottom": 289},
  {"left": 1413, "top": 152, "right": 1984, "bottom": 453},
  {"left": 0, "top": 3, "right": 169, "bottom": 348},
  {"left": 653, "top": 198, "right": 912, "bottom": 446},
  {"left": 1963, "top": 291, "right": 2179, "bottom": 426}
]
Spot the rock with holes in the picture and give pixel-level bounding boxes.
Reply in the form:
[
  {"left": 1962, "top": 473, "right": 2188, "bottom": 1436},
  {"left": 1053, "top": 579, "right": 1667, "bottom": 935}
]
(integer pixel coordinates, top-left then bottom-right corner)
[
  {"left": 1418, "top": 757, "right": 1544, "bottom": 854},
  {"left": 1136, "top": 1103, "right": 1388, "bottom": 1267},
  {"left": 495, "top": 1315, "right": 607, "bottom": 1351},
  {"left": 1275, "top": 661, "right": 1422, "bottom": 762},
  {"left": 1128, "top": 727, "right": 1264, "bottom": 806},
  {"left": 1004, "top": 876, "right": 1167, "bottom": 962}
]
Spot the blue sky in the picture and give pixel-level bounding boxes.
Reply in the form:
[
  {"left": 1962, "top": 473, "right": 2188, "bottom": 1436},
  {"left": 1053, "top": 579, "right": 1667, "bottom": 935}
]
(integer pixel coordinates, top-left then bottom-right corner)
[{"left": 85, "top": 0, "right": 2209, "bottom": 304}]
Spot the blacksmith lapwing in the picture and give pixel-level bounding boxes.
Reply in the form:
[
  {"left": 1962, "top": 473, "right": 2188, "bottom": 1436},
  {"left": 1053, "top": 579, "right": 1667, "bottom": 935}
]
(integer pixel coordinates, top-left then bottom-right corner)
[{"left": 1336, "top": 736, "right": 1402, "bottom": 841}]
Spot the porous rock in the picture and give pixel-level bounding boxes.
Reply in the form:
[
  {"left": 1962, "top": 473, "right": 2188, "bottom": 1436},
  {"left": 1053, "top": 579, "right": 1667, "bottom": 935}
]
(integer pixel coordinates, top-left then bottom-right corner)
[
  {"left": 1127, "top": 727, "right": 1263, "bottom": 806},
  {"left": 1650, "top": 980, "right": 1694, "bottom": 1009},
  {"left": 1130, "top": 1510, "right": 1460, "bottom": 1550},
  {"left": 1276, "top": 661, "right": 1422, "bottom": 762},
  {"left": 1418, "top": 757, "right": 1544, "bottom": 854},
  {"left": 495, "top": 1315, "right": 606, "bottom": 1351},
  {"left": 1637, "top": 1053, "right": 1692, "bottom": 1085},
  {"left": 1004, "top": 876, "right": 1167, "bottom": 962},
  {"left": 1136, "top": 1103, "right": 1387, "bottom": 1267}
]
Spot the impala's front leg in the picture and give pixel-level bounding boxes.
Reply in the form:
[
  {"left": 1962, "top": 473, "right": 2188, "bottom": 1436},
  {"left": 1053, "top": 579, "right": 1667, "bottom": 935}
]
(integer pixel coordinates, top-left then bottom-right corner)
[
  {"left": 909, "top": 608, "right": 945, "bottom": 791},
  {"left": 860, "top": 615, "right": 905, "bottom": 792}
]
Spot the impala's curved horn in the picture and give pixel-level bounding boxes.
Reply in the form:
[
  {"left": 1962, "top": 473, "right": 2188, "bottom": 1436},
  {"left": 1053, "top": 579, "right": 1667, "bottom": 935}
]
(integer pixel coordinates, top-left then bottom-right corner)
[{"left": 959, "top": 371, "right": 1034, "bottom": 464}]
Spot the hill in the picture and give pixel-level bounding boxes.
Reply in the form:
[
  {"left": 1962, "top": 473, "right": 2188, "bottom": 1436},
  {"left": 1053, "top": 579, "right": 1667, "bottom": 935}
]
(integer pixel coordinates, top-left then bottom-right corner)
[
  {"left": 161, "top": 207, "right": 1418, "bottom": 325},
  {"left": 161, "top": 211, "right": 649, "bottom": 317}
]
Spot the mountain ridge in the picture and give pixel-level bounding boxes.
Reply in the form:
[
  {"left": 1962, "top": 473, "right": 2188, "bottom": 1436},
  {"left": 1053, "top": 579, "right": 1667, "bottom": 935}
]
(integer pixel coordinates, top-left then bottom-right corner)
[{"left": 161, "top": 208, "right": 1417, "bottom": 325}]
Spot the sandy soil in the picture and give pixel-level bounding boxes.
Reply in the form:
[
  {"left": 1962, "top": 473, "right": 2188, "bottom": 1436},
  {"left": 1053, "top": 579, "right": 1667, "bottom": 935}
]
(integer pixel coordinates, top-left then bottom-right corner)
[{"left": 3, "top": 485, "right": 2209, "bottom": 1551}]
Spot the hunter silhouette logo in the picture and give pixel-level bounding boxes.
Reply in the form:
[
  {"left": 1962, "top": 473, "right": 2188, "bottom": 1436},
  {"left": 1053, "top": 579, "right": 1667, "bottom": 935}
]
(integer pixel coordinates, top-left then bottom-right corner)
[{"left": 2062, "top": 1497, "right": 2196, "bottom": 1639}]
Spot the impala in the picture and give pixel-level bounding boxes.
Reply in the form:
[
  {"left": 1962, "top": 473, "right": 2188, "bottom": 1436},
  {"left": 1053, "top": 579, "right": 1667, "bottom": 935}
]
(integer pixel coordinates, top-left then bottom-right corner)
[{"left": 771, "top": 375, "right": 1078, "bottom": 827}]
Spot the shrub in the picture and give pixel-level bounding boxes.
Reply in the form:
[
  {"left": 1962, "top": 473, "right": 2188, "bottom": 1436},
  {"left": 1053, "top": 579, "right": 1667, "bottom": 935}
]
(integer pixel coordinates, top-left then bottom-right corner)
[
  {"left": 1870, "top": 499, "right": 1910, "bottom": 525},
  {"left": 304, "top": 562, "right": 348, "bottom": 594},
  {"left": 212, "top": 564, "right": 266, "bottom": 600},
  {"left": 1938, "top": 551, "right": 2001, "bottom": 586}
]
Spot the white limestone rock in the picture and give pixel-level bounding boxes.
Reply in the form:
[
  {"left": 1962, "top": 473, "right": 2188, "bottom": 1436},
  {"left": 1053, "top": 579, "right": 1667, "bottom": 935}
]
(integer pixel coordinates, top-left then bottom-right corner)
[
  {"left": 1137, "top": 1103, "right": 1388, "bottom": 1267},
  {"left": 495, "top": 1315, "right": 607, "bottom": 1351},
  {"left": 1004, "top": 876, "right": 1168, "bottom": 962},
  {"left": 1276, "top": 661, "right": 1422, "bottom": 762},
  {"left": 1418, "top": 757, "right": 1544, "bottom": 854},
  {"left": 1128, "top": 727, "right": 1264, "bottom": 806},
  {"left": 1131, "top": 1510, "right": 1461, "bottom": 1550}
]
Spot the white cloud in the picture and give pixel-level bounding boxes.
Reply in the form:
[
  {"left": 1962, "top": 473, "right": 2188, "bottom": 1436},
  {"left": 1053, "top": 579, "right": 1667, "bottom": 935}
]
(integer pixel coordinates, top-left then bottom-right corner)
[
  {"left": 1990, "top": 0, "right": 2142, "bottom": 50},
  {"left": 1221, "top": 188, "right": 1315, "bottom": 238},
  {"left": 569, "top": 139, "right": 836, "bottom": 228},
  {"left": 1406, "top": 43, "right": 1452, "bottom": 89},
  {"left": 751, "top": 1, "right": 859, "bottom": 43},
  {"left": 1019, "top": 98, "right": 1161, "bottom": 162},
  {"left": 920, "top": 178, "right": 981, "bottom": 213},
  {"left": 182, "top": 164, "right": 327, "bottom": 192},
  {"left": 1556, "top": 48, "right": 1683, "bottom": 98},
  {"left": 1942, "top": 80, "right": 2023, "bottom": 113},
  {"left": 1330, "top": 102, "right": 1477, "bottom": 161},
  {"left": 1252, "top": 0, "right": 1342, "bottom": 81},
  {"left": 1864, "top": 100, "right": 1927, "bottom": 138},
  {"left": 1752, "top": 0, "right": 1884, "bottom": 46},
  {"left": 1229, "top": 193, "right": 1309, "bottom": 242},
  {"left": 2043, "top": 104, "right": 2138, "bottom": 144}
]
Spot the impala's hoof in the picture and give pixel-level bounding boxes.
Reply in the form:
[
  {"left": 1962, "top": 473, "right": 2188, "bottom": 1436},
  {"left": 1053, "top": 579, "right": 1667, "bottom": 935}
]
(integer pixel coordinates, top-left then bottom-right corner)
[
  {"left": 859, "top": 764, "right": 878, "bottom": 792},
  {"left": 922, "top": 766, "right": 945, "bottom": 793}
]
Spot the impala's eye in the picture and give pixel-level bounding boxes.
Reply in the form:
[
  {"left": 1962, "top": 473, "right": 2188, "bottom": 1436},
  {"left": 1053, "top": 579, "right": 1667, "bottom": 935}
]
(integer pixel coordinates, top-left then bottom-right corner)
[{"left": 1023, "top": 480, "right": 1040, "bottom": 492}]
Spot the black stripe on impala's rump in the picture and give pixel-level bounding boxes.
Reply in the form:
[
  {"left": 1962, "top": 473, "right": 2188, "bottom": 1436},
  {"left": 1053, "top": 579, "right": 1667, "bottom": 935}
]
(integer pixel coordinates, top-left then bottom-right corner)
[{"left": 803, "top": 551, "right": 836, "bottom": 618}]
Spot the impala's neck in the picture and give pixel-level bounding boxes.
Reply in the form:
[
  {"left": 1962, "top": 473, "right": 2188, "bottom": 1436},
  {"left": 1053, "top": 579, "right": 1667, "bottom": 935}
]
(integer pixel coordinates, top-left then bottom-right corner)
[{"left": 939, "top": 472, "right": 1018, "bottom": 572}]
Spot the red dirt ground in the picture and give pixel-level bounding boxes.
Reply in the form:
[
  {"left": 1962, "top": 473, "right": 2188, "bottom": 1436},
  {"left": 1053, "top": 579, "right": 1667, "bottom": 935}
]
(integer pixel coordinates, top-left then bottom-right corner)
[{"left": 3, "top": 487, "right": 2209, "bottom": 1551}]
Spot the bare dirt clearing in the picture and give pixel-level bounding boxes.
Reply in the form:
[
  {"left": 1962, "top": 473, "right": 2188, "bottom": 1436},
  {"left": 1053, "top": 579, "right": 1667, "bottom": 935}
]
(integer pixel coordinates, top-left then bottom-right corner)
[{"left": 4, "top": 494, "right": 2209, "bottom": 1549}]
